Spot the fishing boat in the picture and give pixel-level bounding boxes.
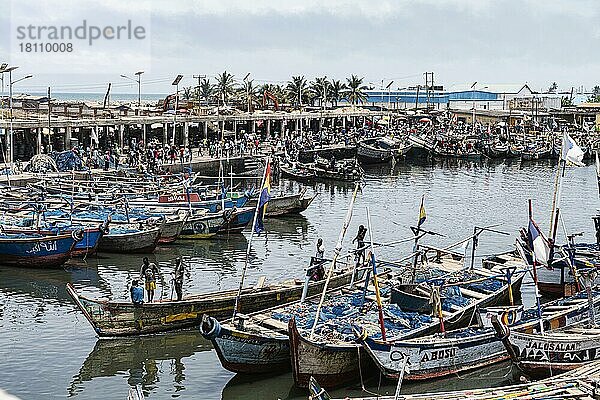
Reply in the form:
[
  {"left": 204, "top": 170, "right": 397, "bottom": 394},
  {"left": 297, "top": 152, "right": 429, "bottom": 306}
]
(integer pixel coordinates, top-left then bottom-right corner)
[
  {"left": 279, "top": 162, "right": 316, "bottom": 183},
  {"left": 521, "top": 145, "right": 552, "bottom": 161},
  {"left": 155, "top": 215, "right": 187, "bottom": 243},
  {"left": 288, "top": 260, "right": 525, "bottom": 389},
  {"left": 246, "top": 188, "right": 317, "bottom": 217},
  {"left": 218, "top": 206, "right": 255, "bottom": 234},
  {"left": 406, "top": 133, "right": 436, "bottom": 158},
  {"left": 68, "top": 265, "right": 358, "bottom": 337},
  {"left": 361, "top": 282, "right": 600, "bottom": 382},
  {"left": 2, "top": 222, "right": 107, "bottom": 257},
  {"left": 179, "top": 211, "right": 227, "bottom": 239},
  {"left": 357, "top": 137, "right": 411, "bottom": 164},
  {"left": 0, "top": 230, "right": 81, "bottom": 268},
  {"left": 493, "top": 299, "right": 600, "bottom": 378},
  {"left": 199, "top": 266, "right": 366, "bottom": 374},
  {"left": 98, "top": 226, "right": 162, "bottom": 253},
  {"left": 509, "top": 143, "right": 524, "bottom": 158},
  {"left": 308, "top": 359, "right": 600, "bottom": 400},
  {"left": 304, "top": 158, "right": 363, "bottom": 183},
  {"left": 487, "top": 142, "right": 510, "bottom": 158}
]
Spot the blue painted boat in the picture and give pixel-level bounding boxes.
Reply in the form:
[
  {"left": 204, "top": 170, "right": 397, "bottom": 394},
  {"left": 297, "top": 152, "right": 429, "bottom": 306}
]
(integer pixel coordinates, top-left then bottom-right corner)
[
  {"left": 218, "top": 207, "right": 255, "bottom": 234},
  {"left": 4, "top": 224, "right": 106, "bottom": 257},
  {"left": 0, "top": 231, "right": 79, "bottom": 268}
]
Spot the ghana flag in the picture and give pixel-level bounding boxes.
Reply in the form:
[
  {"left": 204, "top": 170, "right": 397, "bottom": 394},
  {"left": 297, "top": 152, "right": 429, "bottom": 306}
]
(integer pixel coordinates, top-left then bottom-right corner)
[
  {"left": 254, "top": 161, "right": 272, "bottom": 234},
  {"left": 418, "top": 195, "right": 426, "bottom": 227}
]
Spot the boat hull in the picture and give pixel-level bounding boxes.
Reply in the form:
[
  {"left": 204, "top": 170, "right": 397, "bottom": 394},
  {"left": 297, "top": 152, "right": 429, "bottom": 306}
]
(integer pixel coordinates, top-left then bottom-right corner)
[
  {"left": 0, "top": 233, "right": 77, "bottom": 268},
  {"left": 157, "top": 218, "right": 186, "bottom": 244},
  {"left": 179, "top": 213, "right": 224, "bottom": 239},
  {"left": 68, "top": 269, "right": 356, "bottom": 337},
  {"left": 289, "top": 317, "right": 375, "bottom": 389},
  {"left": 218, "top": 207, "right": 254, "bottom": 234},
  {"left": 502, "top": 329, "right": 600, "bottom": 378},
  {"left": 202, "top": 317, "right": 290, "bottom": 374},
  {"left": 363, "top": 330, "right": 507, "bottom": 380},
  {"left": 98, "top": 227, "right": 161, "bottom": 253}
]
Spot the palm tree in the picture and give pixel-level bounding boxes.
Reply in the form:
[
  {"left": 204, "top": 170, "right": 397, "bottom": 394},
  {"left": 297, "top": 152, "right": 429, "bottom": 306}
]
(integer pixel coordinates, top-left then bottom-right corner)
[
  {"left": 197, "top": 78, "right": 214, "bottom": 106},
  {"left": 330, "top": 79, "right": 347, "bottom": 107},
  {"left": 345, "top": 75, "right": 368, "bottom": 106},
  {"left": 241, "top": 79, "right": 261, "bottom": 111},
  {"left": 215, "top": 71, "right": 236, "bottom": 106},
  {"left": 181, "top": 86, "right": 193, "bottom": 103},
  {"left": 310, "top": 76, "right": 330, "bottom": 107},
  {"left": 286, "top": 75, "right": 307, "bottom": 107}
]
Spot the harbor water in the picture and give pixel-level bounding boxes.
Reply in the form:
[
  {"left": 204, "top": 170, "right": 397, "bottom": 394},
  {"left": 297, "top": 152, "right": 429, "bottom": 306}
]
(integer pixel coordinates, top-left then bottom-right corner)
[{"left": 0, "top": 159, "right": 597, "bottom": 399}]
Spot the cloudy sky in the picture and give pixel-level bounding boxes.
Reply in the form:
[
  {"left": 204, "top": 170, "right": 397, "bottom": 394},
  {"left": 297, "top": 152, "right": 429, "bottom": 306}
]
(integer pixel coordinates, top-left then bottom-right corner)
[{"left": 1, "top": 0, "right": 599, "bottom": 94}]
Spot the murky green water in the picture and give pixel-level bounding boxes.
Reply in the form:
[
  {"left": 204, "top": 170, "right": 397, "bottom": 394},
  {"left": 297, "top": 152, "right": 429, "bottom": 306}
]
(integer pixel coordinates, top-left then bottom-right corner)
[{"left": 0, "top": 159, "right": 597, "bottom": 399}]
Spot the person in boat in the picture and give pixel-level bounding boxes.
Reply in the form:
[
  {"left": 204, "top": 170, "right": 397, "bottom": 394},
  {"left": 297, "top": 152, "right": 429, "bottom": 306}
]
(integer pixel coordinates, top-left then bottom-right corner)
[
  {"left": 315, "top": 238, "right": 325, "bottom": 261},
  {"left": 140, "top": 257, "right": 161, "bottom": 302},
  {"left": 308, "top": 239, "right": 326, "bottom": 281},
  {"left": 173, "top": 257, "right": 185, "bottom": 301},
  {"left": 130, "top": 279, "right": 144, "bottom": 305},
  {"left": 353, "top": 225, "right": 367, "bottom": 266}
]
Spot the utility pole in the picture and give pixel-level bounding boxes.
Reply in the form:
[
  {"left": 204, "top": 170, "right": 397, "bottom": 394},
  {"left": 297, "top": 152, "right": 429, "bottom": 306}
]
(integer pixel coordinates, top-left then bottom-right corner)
[
  {"left": 193, "top": 74, "right": 206, "bottom": 114},
  {"left": 46, "top": 86, "right": 51, "bottom": 154},
  {"left": 423, "top": 72, "right": 434, "bottom": 111}
]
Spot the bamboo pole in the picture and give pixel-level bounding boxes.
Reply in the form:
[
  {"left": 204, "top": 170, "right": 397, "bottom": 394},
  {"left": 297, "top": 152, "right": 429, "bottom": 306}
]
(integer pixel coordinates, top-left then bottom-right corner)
[
  {"left": 309, "top": 182, "right": 360, "bottom": 339},
  {"left": 231, "top": 157, "right": 270, "bottom": 322}
]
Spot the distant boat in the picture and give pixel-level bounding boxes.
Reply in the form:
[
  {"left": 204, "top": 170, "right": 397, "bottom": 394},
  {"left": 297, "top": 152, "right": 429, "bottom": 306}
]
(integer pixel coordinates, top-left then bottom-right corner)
[{"left": 357, "top": 137, "right": 411, "bottom": 164}]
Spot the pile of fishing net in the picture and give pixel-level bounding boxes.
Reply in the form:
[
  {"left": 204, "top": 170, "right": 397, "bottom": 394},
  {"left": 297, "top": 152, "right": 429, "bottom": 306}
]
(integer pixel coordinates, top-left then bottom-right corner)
[
  {"left": 44, "top": 208, "right": 154, "bottom": 222},
  {"left": 466, "top": 277, "right": 503, "bottom": 294},
  {"left": 271, "top": 291, "right": 433, "bottom": 341},
  {"left": 24, "top": 154, "right": 58, "bottom": 173},
  {"left": 52, "top": 150, "right": 87, "bottom": 172},
  {"left": 441, "top": 285, "right": 471, "bottom": 311}
]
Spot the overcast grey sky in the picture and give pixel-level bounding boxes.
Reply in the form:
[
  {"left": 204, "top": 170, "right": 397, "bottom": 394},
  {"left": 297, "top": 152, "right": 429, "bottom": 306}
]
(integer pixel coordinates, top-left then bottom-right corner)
[{"left": 1, "top": 0, "right": 599, "bottom": 94}]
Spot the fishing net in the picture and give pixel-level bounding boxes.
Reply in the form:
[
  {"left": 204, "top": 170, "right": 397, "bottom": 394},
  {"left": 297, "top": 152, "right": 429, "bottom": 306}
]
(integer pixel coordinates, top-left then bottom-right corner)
[
  {"left": 23, "top": 154, "right": 58, "bottom": 173},
  {"left": 52, "top": 150, "right": 87, "bottom": 172}
]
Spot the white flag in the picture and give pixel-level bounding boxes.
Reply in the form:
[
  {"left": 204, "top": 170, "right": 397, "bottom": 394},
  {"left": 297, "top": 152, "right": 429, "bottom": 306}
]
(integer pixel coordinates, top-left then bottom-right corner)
[{"left": 561, "top": 132, "right": 584, "bottom": 166}]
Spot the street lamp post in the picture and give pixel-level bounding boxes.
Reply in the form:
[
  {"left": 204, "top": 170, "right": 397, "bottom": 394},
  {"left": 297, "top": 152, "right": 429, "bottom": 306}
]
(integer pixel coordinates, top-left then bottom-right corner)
[
  {"left": 0, "top": 63, "right": 8, "bottom": 144},
  {"left": 243, "top": 73, "right": 251, "bottom": 113},
  {"left": 120, "top": 70, "right": 144, "bottom": 114},
  {"left": 323, "top": 76, "right": 327, "bottom": 111},
  {"left": 8, "top": 67, "right": 33, "bottom": 164},
  {"left": 172, "top": 74, "right": 183, "bottom": 146}
]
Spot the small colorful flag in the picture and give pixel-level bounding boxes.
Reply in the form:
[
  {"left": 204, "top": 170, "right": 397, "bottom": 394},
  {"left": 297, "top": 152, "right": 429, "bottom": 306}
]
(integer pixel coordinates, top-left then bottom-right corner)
[
  {"left": 418, "top": 195, "right": 426, "bottom": 227},
  {"left": 254, "top": 161, "right": 272, "bottom": 234},
  {"left": 527, "top": 219, "right": 551, "bottom": 266}
]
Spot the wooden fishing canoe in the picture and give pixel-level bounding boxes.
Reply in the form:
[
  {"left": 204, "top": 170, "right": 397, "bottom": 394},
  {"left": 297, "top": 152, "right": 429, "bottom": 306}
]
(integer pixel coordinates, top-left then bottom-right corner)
[
  {"left": 288, "top": 268, "right": 525, "bottom": 389},
  {"left": 98, "top": 227, "right": 161, "bottom": 253},
  {"left": 0, "top": 231, "right": 79, "bottom": 268},
  {"left": 199, "top": 266, "right": 365, "bottom": 374},
  {"left": 67, "top": 267, "right": 357, "bottom": 337},
  {"left": 179, "top": 212, "right": 225, "bottom": 239},
  {"left": 363, "top": 286, "right": 600, "bottom": 382},
  {"left": 156, "top": 216, "right": 187, "bottom": 244},
  {"left": 308, "top": 359, "right": 600, "bottom": 400},
  {"left": 246, "top": 189, "right": 317, "bottom": 217}
]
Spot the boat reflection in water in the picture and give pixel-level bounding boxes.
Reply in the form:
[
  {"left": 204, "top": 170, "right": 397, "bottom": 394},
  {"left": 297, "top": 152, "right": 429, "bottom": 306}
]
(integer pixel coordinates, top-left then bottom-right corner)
[
  {"left": 69, "top": 332, "right": 213, "bottom": 397},
  {"left": 0, "top": 264, "right": 103, "bottom": 305}
]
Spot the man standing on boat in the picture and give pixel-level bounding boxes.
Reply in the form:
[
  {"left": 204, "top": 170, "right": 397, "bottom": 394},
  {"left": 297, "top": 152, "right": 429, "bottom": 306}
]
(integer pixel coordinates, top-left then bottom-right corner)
[
  {"left": 353, "top": 225, "right": 367, "bottom": 267},
  {"left": 140, "top": 257, "right": 161, "bottom": 302},
  {"left": 309, "top": 238, "right": 326, "bottom": 281},
  {"left": 173, "top": 257, "right": 185, "bottom": 301}
]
